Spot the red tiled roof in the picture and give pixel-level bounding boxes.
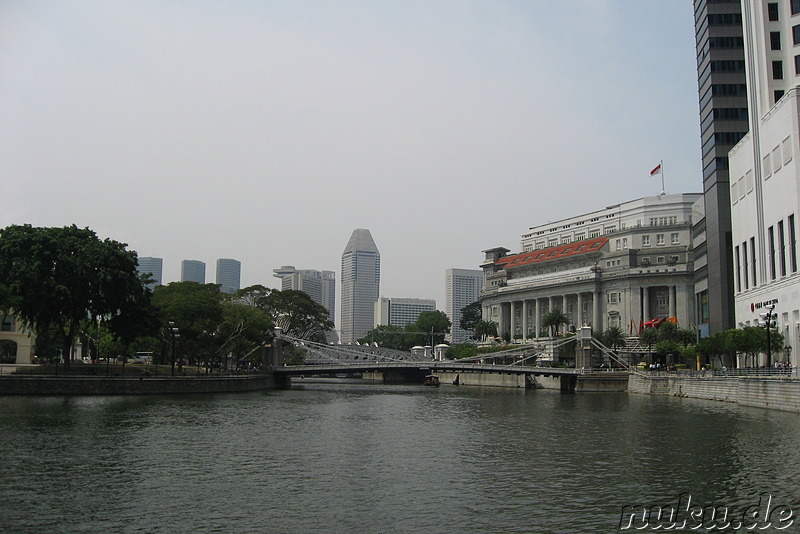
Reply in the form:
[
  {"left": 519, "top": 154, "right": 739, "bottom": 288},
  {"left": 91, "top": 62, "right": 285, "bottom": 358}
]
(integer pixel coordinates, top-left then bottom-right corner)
[{"left": 496, "top": 237, "right": 609, "bottom": 269}]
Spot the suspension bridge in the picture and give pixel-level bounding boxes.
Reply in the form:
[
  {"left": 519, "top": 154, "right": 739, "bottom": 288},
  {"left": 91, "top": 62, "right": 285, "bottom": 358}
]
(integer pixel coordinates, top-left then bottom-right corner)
[{"left": 272, "top": 327, "right": 631, "bottom": 391}]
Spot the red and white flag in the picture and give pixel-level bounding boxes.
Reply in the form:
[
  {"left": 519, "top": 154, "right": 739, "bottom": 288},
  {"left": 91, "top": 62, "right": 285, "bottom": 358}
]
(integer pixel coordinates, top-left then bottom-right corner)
[{"left": 650, "top": 164, "right": 662, "bottom": 176}]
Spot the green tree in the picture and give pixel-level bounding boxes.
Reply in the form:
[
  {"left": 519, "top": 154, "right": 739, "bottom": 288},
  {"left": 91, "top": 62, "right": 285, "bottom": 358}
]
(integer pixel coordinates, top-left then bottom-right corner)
[
  {"left": 473, "top": 320, "right": 498, "bottom": 342},
  {"left": 151, "top": 282, "right": 225, "bottom": 370},
  {"left": 0, "top": 225, "right": 146, "bottom": 369},
  {"left": 239, "top": 286, "right": 333, "bottom": 342},
  {"left": 459, "top": 301, "right": 482, "bottom": 338},
  {"left": 602, "top": 326, "right": 626, "bottom": 350},
  {"left": 411, "top": 310, "right": 451, "bottom": 346},
  {"left": 359, "top": 325, "right": 414, "bottom": 350},
  {"left": 217, "top": 300, "right": 273, "bottom": 369},
  {"left": 541, "top": 308, "right": 568, "bottom": 337},
  {"left": 446, "top": 344, "right": 478, "bottom": 360}
]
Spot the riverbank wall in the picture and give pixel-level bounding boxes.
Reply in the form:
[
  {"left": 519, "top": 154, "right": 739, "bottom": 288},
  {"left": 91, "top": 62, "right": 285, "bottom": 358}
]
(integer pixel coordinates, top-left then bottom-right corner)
[
  {"left": 0, "top": 373, "right": 276, "bottom": 395},
  {"left": 628, "top": 373, "right": 800, "bottom": 413}
]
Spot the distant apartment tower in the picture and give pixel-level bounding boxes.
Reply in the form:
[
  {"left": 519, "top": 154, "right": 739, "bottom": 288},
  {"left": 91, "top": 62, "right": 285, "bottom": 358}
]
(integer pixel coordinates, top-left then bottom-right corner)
[
  {"left": 341, "top": 229, "right": 380, "bottom": 343},
  {"left": 374, "top": 297, "right": 436, "bottom": 329},
  {"left": 137, "top": 256, "right": 163, "bottom": 289},
  {"left": 273, "top": 266, "right": 336, "bottom": 324},
  {"left": 445, "top": 268, "right": 483, "bottom": 343},
  {"left": 216, "top": 258, "right": 241, "bottom": 294},
  {"left": 181, "top": 260, "right": 206, "bottom": 284},
  {"left": 693, "top": 0, "right": 748, "bottom": 334}
]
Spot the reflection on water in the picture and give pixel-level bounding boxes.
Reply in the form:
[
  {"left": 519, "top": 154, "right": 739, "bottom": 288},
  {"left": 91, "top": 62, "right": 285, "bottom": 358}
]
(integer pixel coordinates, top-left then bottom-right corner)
[{"left": 1, "top": 381, "right": 798, "bottom": 533}]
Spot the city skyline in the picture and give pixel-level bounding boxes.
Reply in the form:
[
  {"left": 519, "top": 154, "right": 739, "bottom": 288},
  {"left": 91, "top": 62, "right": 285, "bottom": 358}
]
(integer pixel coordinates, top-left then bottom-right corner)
[{"left": 1, "top": 2, "right": 702, "bottom": 311}]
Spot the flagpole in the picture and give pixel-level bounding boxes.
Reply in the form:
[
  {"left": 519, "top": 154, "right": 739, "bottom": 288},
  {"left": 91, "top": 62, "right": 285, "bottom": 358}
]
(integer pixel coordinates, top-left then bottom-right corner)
[{"left": 660, "top": 159, "right": 665, "bottom": 195}]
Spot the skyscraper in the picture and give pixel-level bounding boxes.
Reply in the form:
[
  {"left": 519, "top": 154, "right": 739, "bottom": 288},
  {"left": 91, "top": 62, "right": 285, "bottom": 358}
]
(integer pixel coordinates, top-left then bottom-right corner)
[
  {"left": 137, "top": 256, "right": 163, "bottom": 289},
  {"left": 445, "top": 268, "right": 483, "bottom": 343},
  {"left": 693, "top": 0, "right": 749, "bottom": 334},
  {"left": 726, "top": 0, "right": 800, "bottom": 361},
  {"left": 181, "top": 260, "right": 206, "bottom": 284},
  {"left": 273, "top": 266, "right": 336, "bottom": 325},
  {"left": 216, "top": 258, "right": 241, "bottom": 294},
  {"left": 340, "top": 229, "right": 380, "bottom": 343},
  {"left": 374, "top": 297, "right": 436, "bottom": 329}
]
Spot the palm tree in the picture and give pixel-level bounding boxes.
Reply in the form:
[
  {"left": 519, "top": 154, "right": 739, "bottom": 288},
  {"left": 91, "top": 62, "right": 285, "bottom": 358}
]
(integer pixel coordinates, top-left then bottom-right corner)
[
  {"left": 602, "top": 326, "right": 626, "bottom": 351},
  {"left": 541, "top": 309, "right": 568, "bottom": 337}
]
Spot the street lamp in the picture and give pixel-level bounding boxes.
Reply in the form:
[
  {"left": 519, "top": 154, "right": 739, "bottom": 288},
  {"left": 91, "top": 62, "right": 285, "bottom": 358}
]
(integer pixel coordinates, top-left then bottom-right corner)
[
  {"left": 168, "top": 321, "right": 179, "bottom": 376},
  {"left": 759, "top": 304, "right": 776, "bottom": 368}
]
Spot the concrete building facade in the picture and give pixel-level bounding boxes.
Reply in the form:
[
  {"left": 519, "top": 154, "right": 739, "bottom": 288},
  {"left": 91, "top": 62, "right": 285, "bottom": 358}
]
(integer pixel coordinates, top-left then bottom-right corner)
[
  {"left": 445, "top": 268, "right": 483, "bottom": 343},
  {"left": 340, "top": 229, "right": 380, "bottom": 343},
  {"left": 481, "top": 194, "right": 702, "bottom": 341},
  {"left": 273, "top": 266, "right": 336, "bottom": 325},
  {"left": 216, "top": 258, "right": 241, "bottom": 294},
  {"left": 693, "top": 0, "right": 749, "bottom": 335},
  {"left": 726, "top": 0, "right": 800, "bottom": 365},
  {"left": 136, "top": 256, "right": 163, "bottom": 289},
  {"left": 181, "top": 260, "right": 206, "bottom": 284},
  {"left": 374, "top": 297, "right": 436, "bottom": 329}
]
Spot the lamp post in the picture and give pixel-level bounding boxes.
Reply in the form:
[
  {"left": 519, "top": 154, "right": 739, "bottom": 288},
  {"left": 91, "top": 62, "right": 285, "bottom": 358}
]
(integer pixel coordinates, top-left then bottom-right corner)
[{"left": 168, "top": 321, "right": 179, "bottom": 376}]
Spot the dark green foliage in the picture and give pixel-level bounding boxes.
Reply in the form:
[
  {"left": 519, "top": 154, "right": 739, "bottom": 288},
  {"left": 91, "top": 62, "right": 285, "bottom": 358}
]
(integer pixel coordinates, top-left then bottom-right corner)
[{"left": 0, "top": 225, "right": 147, "bottom": 368}]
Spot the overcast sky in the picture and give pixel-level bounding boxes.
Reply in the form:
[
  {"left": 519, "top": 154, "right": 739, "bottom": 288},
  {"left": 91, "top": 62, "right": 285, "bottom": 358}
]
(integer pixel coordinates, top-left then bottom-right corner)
[{"left": 1, "top": 1, "right": 701, "bottom": 332}]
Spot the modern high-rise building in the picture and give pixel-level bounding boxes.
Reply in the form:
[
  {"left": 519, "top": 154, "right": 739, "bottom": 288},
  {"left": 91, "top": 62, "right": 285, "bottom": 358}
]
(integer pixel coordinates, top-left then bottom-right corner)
[
  {"left": 273, "top": 266, "right": 336, "bottom": 325},
  {"left": 445, "top": 268, "right": 484, "bottom": 343},
  {"left": 693, "top": 0, "right": 749, "bottom": 335},
  {"left": 726, "top": 0, "right": 800, "bottom": 365},
  {"left": 374, "top": 297, "right": 436, "bottom": 329},
  {"left": 216, "top": 258, "right": 241, "bottom": 294},
  {"left": 137, "top": 256, "right": 163, "bottom": 289},
  {"left": 340, "top": 229, "right": 380, "bottom": 343},
  {"left": 181, "top": 260, "right": 206, "bottom": 284}
]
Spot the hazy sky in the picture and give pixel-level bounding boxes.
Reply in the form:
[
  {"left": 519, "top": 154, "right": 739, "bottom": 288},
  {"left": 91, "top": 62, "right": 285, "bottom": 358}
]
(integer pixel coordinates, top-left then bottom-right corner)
[{"left": 1, "top": 1, "right": 701, "bottom": 332}]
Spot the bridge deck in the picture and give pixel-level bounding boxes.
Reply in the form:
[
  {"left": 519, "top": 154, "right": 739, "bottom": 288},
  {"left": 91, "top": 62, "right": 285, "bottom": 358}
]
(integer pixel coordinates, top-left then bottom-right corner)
[{"left": 274, "top": 361, "right": 596, "bottom": 377}]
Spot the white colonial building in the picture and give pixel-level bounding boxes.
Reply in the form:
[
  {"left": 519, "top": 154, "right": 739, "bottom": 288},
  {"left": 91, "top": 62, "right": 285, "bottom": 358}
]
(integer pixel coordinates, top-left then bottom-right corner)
[{"left": 480, "top": 194, "right": 702, "bottom": 340}]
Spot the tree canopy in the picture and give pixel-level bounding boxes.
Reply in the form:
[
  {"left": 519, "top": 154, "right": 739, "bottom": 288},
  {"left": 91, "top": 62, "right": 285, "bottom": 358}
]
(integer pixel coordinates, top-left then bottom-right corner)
[
  {"left": 459, "top": 301, "right": 482, "bottom": 335},
  {"left": 0, "top": 224, "right": 147, "bottom": 367}
]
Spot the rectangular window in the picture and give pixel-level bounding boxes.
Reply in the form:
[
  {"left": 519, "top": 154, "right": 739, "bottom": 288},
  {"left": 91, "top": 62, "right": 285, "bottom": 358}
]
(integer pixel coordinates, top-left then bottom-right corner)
[
  {"left": 795, "top": 26, "right": 800, "bottom": 45},
  {"left": 775, "top": 90, "right": 786, "bottom": 103},
  {"left": 793, "top": 0, "right": 800, "bottom": 16},
  {"left": 790, "top": 214, "right": 798, "bottom": 273},
  {"left": 764, "top": 153, "right": 773, "bottom": 179},
  {"left": 642, "top": 235, "right": 650, "bottom": 247},
  {"left": 656, "top": 234, "right": 665, "bottom": 246},
  {"left": 773, "top": 60, "right": 784, "bottom": 79},
  {"left": 783, "top": 136, "right": 793, "bottom": 164},
  {"left": 773, "top": 146, "right": 782, "bottom": 172},
  {"left": 750, "top": 237, "right": 758, "bottom": 287},
  {"left": 743, "top": 241, "right": 749, "bottom": 290},
  {"left": 615, "top": 239, "right": 621, "bottom": 251},
  {"left": 671, "top": 232, "right": 680, "bottom": 245},
  {"left": 622, "top": 237, "right": 628, "bottom": 249},
  {"left": 779, "top": 220, "right": 787, "bottom": 276},
  {"left": 735, "top": 245, "right": 742, "bottom": 292},
  {"left": 771, "top": 31, "right": 782, "bottom": 50},
  {"left": 769, "top": 226, "right": 777, "bottom": 280},
  {"left": 770, "top": 2, "right": 780, "bottom": 20}
]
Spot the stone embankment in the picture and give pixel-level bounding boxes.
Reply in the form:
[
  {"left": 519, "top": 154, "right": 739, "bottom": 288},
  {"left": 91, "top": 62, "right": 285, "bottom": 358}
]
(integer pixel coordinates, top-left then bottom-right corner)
[
  {"left": 628, "top": 373, "right": 800, "bottom": 413},
  {"left": 0, "top": 373, "right": 275, "bottom": 395}
]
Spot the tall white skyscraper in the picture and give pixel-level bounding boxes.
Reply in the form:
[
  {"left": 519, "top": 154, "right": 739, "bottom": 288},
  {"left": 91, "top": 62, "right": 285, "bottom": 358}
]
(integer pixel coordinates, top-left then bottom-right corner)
[
  {"left": 445, "top": 268, "right": 484, "bottom": 343},
  {"left": 340, "top": 229, "right": 380, "bottom": 343},
  {"left": 727, "top": 0, "right": 800, "bottom": 362},
  {"left": 181, "top": 260, "right": 206, "bottom": 284},
  {"left": 137, "top": 256, "right": 163, "bottom": 289},
  {"left": 216, "top": 258, "right": 241, "bottom": 294},
  {"left": 273, "top": 266, "right": 336, "bottom": 325}
]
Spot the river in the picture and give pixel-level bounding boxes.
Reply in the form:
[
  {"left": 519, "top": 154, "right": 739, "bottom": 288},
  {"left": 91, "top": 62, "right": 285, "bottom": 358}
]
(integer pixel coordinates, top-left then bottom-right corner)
[{"left": 1, "top": 381, "right": 798, "bottom": 533}]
